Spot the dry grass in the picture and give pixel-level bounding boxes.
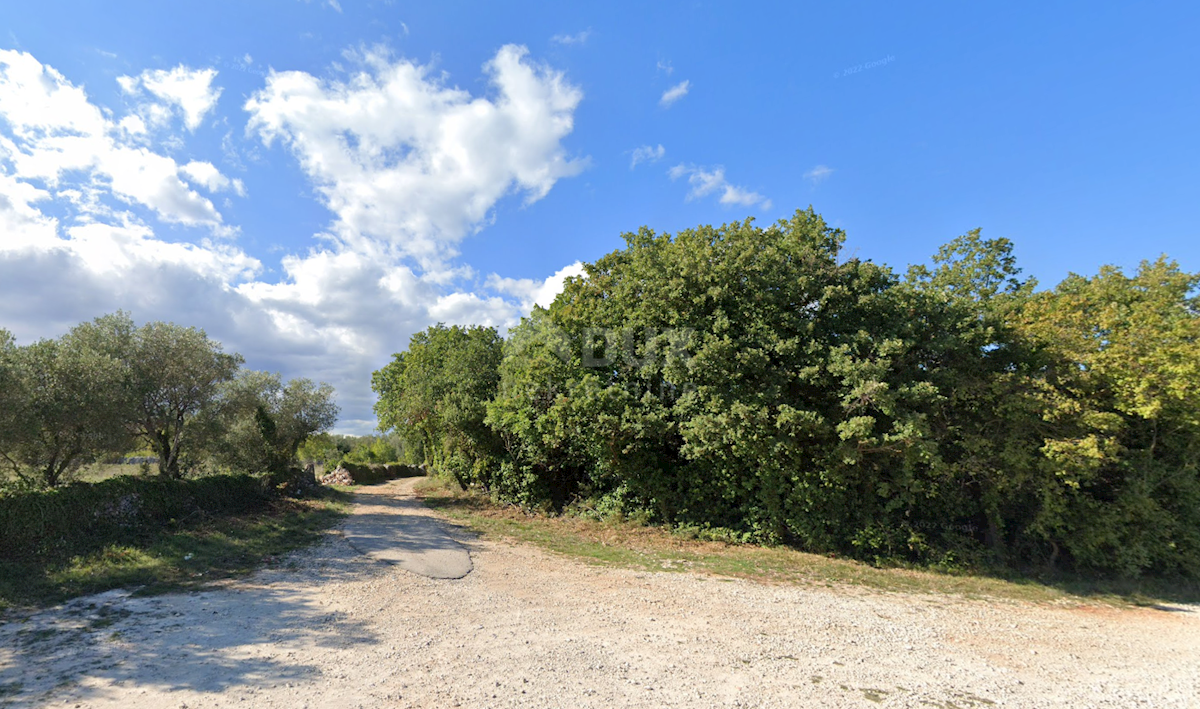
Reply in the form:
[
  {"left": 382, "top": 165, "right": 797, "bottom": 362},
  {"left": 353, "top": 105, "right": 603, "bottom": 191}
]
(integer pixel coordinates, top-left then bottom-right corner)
[{"left": 415, "top": 477, "right": 1200, "bottom": 608}]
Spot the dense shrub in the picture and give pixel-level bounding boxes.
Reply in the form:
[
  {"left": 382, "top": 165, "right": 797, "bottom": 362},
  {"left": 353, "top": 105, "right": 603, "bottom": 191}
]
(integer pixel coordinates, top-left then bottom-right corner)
[
  {"left": 0, "top": 474, "right": 271, "bottom": 563},
  {"left": 336, "top": 462, "right": 422, "bottom": 485},
  {"left": 373, "top": 209, "right": 1200, "bottom": 578}
]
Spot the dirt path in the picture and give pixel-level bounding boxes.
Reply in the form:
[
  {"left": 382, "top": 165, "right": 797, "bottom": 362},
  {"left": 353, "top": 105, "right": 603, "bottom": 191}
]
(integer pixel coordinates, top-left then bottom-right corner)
[
  {"left": 341, "top": 478, "right": 472, "bottom": 579},
  {"left": 2, "top": 477, "right": 1198, "bottom": 708}
]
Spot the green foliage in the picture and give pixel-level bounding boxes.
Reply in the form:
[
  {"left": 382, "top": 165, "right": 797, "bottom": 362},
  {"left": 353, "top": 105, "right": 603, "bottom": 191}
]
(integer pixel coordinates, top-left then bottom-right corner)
[
  {"left": 209, "top": 370, "right": 339, "bottom": 476},
  {"left": 373, "top": 210, "right": 1200, "bottom": 579},
  {"left": 4, "top": 312, "right": 340, "bottom": 483},
  {"left": 342, "top": 435, "right": 401, "bottom": 465},
  {"left": 68, "top": 313, "right": 244, "bottom": 478},
  {"left": 297, "top": 433, "right": 348, "bottom": 469},
  {"left": 0, "top": 330, "right": 131, "bottom": 487},
  {"left": 1014, "top": 258, "right": 1200, "bottom": 575},
  {"left": 336, "top": 461, "right": 422, "bottom": 485},
  {"left": 372, "top": 324, "right": 504, "bottom": 487},
  {"left": 0, "top": 474, "right": 271, "bottom": 564},
  {"left": 0, "top": 477, "right": 348, "bottom": 608}
]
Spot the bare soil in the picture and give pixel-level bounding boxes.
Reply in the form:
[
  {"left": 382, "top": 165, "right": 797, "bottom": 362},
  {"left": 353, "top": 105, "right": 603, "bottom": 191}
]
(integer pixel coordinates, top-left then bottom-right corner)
[{"left": 2, "top": 477, "right": 1197, "bottom": 708}]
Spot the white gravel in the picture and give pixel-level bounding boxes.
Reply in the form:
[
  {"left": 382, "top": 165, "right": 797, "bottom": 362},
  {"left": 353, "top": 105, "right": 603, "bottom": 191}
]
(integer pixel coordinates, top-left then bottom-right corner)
[{"left": 2, "top": 478, "right": 1198, "bottom": 708}]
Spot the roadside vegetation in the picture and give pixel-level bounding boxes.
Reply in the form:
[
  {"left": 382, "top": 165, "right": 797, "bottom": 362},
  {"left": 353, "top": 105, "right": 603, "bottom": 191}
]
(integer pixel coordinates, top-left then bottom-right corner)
[
  {"left": 375, "top": 208, "right": 1200, "bottom": 583},
  {"left": 297, "top": 431, "right": 412, "bottom": 474},
  {"left": 0, "top": 314, "right": 347, "bottom": 610},
  {"left": 0, "top": 477, "right": 350, "bottom": 610},
  {"left": 416, "top": 475, "right": 1200, "bottom": 607}
]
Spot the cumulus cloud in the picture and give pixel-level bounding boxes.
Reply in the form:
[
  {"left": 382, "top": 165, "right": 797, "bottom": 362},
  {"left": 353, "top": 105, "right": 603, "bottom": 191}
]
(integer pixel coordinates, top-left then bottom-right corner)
[
  {"left": 119, "top": 65, "right": 222, "bottom": 131},
  {"left": 551, "top": 29, "right": 591, "bottom": 46},
  {"left": 0, "top": 50, "right": 231, "bottom": 231},
  {"left": 659, "top": 80, "right": 690, "bottom": 108},
  {"left": 486, "top": 261, "right": 586, "bottom": 311},
  {"left": 804, "top": 164, "right": 834, "bottom": 184},
  {"left": 245, "top": 44, "right": 587, "bottom": 268},
  {"left": 181, "top": 161, "right": 246, "bottom": 196},
  {"left": 630, "top": 144, "right": 665, "bottom": 169},
  {"left": 0, "top": 47, "right": 590, "bottom": 434},
  {"left": 668, "top": 164, "right": 771, "bottom": 209}
]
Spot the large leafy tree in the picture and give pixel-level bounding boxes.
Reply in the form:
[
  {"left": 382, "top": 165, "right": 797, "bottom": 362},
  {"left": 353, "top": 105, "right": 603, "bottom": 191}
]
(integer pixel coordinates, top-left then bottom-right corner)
[
  {"left": 371, "top": 210, "right": 1200, "bottom": 577},
  {"left": 0, "top": 335, "right": 131, "bottom": 487},
  {"left": 0, "top": 330, "right": 19, "bottom": 462},
  {"left": 211, "top": 370, "right": 339, "bottom": 475},
  {"left": 1015, "top": 258, "right": 1200, "bottom": 575},
  {"left": 71, "top": 313, "right": 244, "bottom": 478},
  {"left": 372, "top": 324, "right": 503, "bottom": 487},
  {"left": 490, "top": 209, "right": 939, "bottom": 547},
  {"left": 899, "top": 231, "right": 1046, "bottom": 563}
]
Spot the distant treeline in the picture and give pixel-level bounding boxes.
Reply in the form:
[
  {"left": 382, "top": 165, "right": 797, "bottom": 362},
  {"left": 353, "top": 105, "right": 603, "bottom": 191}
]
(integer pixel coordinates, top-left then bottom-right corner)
[
  {"left": 297, "top": 432, "right": 409, "bottom": 471},
  {"left": 372, "top": 209, "right": 1200, "bottom": 578},
  {"left": 0, "top": 313, "right": 339, "bottom": 488}
]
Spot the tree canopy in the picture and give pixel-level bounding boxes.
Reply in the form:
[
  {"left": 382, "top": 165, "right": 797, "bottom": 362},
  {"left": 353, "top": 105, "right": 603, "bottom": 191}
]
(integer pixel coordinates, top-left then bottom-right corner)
[
  {"left": 373, "top": 209, "right": 1200, "bottom": 579},
  {"left": 0, "top": 312, "right": 339, "bottom": 486}
]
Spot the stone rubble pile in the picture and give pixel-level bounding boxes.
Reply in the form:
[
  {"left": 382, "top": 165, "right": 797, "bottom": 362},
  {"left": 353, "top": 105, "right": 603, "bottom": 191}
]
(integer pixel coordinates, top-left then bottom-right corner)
[{"left": 320, "top": 467, "right": 354, "bottom": 486}]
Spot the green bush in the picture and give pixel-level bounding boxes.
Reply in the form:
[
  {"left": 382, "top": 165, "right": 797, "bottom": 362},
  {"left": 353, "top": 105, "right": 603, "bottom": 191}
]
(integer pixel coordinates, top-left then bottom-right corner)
[
  {"left": 337, "top": 462, "right": 422, "bottom": 485},
  {"left": 372, "top": 209, "right": 1200, "bottom": 579},
  {"left": 0, "top": 474, "right": 270, "bottom": 563}
]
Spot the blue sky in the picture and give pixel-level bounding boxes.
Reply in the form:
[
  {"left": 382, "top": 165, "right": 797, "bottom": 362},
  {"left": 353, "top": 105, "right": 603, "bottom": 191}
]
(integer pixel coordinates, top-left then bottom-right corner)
[{"left": 2, "top": 1, "right": 1198, "bottom": 432}]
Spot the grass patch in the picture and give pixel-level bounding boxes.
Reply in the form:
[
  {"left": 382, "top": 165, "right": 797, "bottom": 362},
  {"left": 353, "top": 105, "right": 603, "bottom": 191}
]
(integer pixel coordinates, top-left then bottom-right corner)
[
  {"left": 0, "top": 485, "right": 350, "bottom": 611},
  {"left": 415, "top": 477, "right": 1200, "bottom": 608}
]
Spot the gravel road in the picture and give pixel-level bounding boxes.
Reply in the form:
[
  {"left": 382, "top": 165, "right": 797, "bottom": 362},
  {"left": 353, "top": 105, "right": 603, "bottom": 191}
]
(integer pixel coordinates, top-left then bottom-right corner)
[{"left": 2, "top": 477, "right": 1197, "bottom": 708}]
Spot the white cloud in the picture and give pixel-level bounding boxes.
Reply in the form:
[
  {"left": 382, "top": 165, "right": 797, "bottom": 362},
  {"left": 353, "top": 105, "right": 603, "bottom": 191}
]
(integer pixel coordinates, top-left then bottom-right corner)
[
  {"left": 181, "top": 160, "right": 246, "bottom": 196},
  {"left": 668, "top": 164, "right": 771, "bottom": 209},
  {"left": 0, "top": 167, "right": 58, "bottom": 250},
  {"left": 486, "top": 261, "right": 585, "bottom": 311},
  {"left": 630, "top": 144, "right": 665, "bottom": 169},
  {"left": 0, "top": 50, "right": 230, "bottom": 231},
  {"left": 119, "top": 65, "right": 222, "bottom": 132},
  {"left": 551, "top": 29, "right": 591, "bottom": 46},
  {"left": 804, "top": 164, "right": 834, "bottom": 184},
  {"left": 245, "top": 44, "right": 587, "bottom": 268},
  {"left": 659, "top": 80, "right": 690, "bottom": 108},
  {"left": 657, "top": 60, "right": 674, "bottom": 76},
  {"left": 0, "top": 48, "right": 591, "bottom": 434}
]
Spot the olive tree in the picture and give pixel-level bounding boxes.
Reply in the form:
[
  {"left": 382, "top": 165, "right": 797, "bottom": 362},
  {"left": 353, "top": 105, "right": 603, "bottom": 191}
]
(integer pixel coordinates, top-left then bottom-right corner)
[
  {"left": 211, "top": 370, "right": 339, "bottom": 476},
  {"left": 0, "top": 336, "right": 131, "bottom": 487},
  {"left": 71, "top": 314, "right": 244, "bottom": 479}
]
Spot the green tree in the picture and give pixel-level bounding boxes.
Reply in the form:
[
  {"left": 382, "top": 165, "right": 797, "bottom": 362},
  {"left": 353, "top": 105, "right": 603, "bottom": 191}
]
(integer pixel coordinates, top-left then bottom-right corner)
[
  {"left": 133, "top": 322, "right": 243, "bottom": 478},
  {"left": 489, "top": 209, "right": 934, "bottom": 548},
  {"left": 370, "top": 211, "right": 1200, "bottom": 577},
  {"left": 0, "top": 330, "right": 19, "bottom": 468},
  {"left": 342, "top": 435, "right": 401, "bottom": 465},
  {"left": 372, "top": 324, "right": 503, "bottom": 487},
  {"left": 1016, "top": 258, "right": 1200, "bottom": 575},
  {"left": 899, "top": 231, "right": 1045, "bottom": 563},
  {"left": 211, "top": 370, "right": 339, "bottom": 476},
  {"left": 0, "top": 336, "right": 130, "bottom": 487},
  {"left": 297, "top": 433, "right": 345, "bottom": 469}
]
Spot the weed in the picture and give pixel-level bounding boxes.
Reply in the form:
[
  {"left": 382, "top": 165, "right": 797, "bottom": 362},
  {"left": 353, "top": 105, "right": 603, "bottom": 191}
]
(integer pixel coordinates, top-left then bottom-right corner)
[
  {"left": 415, "top": 478, "right": 1200, "bottom": 607},
  {"left": 0, "top": 487, "right": 350, "bottom": 610}
]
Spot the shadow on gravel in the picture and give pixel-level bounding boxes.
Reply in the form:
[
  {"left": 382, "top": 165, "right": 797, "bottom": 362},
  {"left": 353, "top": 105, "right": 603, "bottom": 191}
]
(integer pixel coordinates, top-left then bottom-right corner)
[
  {"left": 418, "top": 487, "right": 1200, "bottom": 609},
  {"left": 0, "top": 537, "right": 380, "bottom": 706},
  {"left": 344, "top": 485, "right": 473, "bottom": 579}
]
